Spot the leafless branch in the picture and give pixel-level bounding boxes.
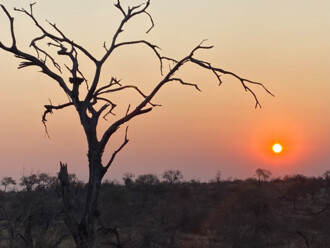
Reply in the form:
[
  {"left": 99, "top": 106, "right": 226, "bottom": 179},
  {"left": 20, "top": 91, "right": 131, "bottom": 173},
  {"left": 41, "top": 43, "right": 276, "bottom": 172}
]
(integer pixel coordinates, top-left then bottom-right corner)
[
  {"left": 125, "top": 104, "right": 131, "bottom": 116},
  {"left": 103, "top": 41, "right": 109, "bottom": 52},
  {"left": 0, "top": 4, "right": 73, "bottom": 98},
  {"left": 94, "top": 77, "right": 122, "bottom": 96},
  {"left": 95, "top": 97, "right": 117, "bottom": 119},
  {"left": 98, "top": 41, "right": 273, "bottom": 150},
  {"left": 86, "top": 1, "right": 159, "bottom": 101},
  {"left": 189, "top": 39, "right": 214, "bottom": 56},
  {"left": 168, "top": 78, "right": 201, "bottom": 92},
  {"left": 114, "top": 40, "right": 177, "bottom": 74},
  {"left": 0, "top": 5, "right": 16, "bottom": 48},
  {"left": 100, "top": 0, "right": 153, "bottom": 64},
  {"left": 13, "top": 4, "right": 97, "bottom": 64},
  {"left": 145, "top": 11, "right": 154, "bottom": 33},
  {"left": 42, "top": 101, "right": 74, "bottom": 122},
  {"left": 114, "top": 0, "right": 126, "bottom": 17},
  {"left": 104, "top": 126, "right": 129, "bottom": 171},
  {"left": 41, "top": 101, "right": 74, "bottom": 138},
  {"left": 98, "top": 85, "right": 161, "bottom": 107},
  {"left": 42, "top": 121, "right": 50, "bottom": 139},
  {"left": 189, "top": 56, "right": 274, "bottom": 108},
  {"left": 30, "top": 35, "right": 62, "bottom": 72},
  {"left": 46, "top": 19, "right": 66, "bottom": 39}
]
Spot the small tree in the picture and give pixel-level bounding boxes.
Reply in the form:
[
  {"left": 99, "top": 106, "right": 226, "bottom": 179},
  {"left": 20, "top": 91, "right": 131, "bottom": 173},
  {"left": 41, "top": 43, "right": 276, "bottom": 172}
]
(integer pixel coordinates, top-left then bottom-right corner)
[
  {"left": 255, "top": 168, "right": 272, "bottom": 182},
  {"left": 35, "top": 173, "right": 58, "bottom": 190},
  {"left": 162, "top": 169, "right": 183, "bottom": 184},
  {"left": 135, "top": 174, "right": 160, "bottom": 186},
  {"left": 215, "top": 170, "right": 222, "bottom": 183},
  {"left": 323, "top": 170, "right": 330, "bottom": 181},
  {"left": 1, "top": 176, "right": 16, "bottom": 192},
  {"left": 135, "top": 174, "right": 160, "bottom": 203},
  {"left": 0, "top": 1, "right": 272, "bottom": 247},
  {"left": 19, "top": 173, "right": 38, "bottom": 192},
  {"left": 122, "top": 172, "right": 135, "bottom": 187},
  {"left": 283, "top": 174, "right": 308, "bottom": 211}
]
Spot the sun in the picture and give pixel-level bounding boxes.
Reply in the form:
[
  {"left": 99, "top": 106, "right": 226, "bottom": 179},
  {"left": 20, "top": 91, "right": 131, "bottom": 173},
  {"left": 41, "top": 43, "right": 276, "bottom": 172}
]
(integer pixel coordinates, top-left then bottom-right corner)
[{"left": 272, "top": 143, "right": 283, "bottom": 154}]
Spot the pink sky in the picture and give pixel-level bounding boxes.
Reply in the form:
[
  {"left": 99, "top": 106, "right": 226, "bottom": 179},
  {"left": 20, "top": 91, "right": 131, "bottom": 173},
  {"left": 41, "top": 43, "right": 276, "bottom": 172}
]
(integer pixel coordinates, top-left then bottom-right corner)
[{"left": 0, "top": 0, "right": 329, "bottom": 182}]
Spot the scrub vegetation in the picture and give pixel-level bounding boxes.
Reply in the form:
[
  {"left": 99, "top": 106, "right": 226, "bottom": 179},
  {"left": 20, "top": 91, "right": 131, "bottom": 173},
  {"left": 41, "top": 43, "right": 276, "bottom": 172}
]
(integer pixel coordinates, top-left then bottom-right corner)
[{"left": 0, "top": 169, "right": 329, "bottom": 248}]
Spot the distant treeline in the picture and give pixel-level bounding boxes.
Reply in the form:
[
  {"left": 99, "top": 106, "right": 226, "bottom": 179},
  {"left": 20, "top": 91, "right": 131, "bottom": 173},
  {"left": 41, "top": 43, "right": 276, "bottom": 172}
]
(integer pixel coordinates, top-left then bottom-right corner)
[{"left": 0, "top": 168, "right": 330, "bottom": 247}]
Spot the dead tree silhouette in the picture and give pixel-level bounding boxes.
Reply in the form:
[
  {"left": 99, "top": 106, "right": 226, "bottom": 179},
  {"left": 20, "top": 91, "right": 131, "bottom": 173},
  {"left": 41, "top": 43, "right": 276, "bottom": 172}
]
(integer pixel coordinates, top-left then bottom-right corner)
[{"left": 0, "top": 1, "right": 273, "bottom": 247}]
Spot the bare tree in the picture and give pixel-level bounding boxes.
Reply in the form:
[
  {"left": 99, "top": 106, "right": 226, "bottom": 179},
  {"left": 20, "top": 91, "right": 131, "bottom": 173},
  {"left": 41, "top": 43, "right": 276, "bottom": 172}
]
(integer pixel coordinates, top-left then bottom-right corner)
[{"left": 0, "top": 1, "right": 273, "bottom": 247}]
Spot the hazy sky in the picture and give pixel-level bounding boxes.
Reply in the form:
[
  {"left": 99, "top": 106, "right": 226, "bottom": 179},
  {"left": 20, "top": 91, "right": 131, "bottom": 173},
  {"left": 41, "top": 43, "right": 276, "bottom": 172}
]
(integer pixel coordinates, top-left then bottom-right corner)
[{"left": 0, "top": 0, "right": 329, "bottom": 182}]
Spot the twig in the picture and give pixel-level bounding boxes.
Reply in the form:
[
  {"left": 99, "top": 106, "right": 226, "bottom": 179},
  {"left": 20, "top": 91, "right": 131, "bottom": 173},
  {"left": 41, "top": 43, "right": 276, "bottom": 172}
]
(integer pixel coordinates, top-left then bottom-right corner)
[{"left": 104, "top": 126, "right": 129, "bottom": 171}]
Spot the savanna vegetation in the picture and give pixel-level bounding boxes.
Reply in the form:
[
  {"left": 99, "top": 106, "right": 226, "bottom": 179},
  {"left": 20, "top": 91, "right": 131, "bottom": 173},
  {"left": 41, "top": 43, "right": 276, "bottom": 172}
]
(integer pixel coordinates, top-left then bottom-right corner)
[{"left": 1, "top": 169, "right": 329, "bottom": 248}]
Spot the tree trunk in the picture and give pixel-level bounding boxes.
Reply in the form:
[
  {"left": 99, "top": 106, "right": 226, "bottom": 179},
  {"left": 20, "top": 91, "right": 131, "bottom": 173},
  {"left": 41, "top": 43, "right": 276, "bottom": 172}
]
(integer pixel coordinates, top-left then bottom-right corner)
[
  {"left": 78, "top": 155, "right": 103, "bottom": 248},
  {"left": 59, "top": 150, "right": 104, "bottom": 248}
]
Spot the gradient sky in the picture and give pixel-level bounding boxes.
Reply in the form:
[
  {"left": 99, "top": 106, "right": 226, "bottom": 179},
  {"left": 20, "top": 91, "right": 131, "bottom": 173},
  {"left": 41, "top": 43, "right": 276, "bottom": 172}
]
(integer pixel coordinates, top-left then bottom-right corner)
[{"left": 0, "top": 0, "right": 329, "bottom": 182}]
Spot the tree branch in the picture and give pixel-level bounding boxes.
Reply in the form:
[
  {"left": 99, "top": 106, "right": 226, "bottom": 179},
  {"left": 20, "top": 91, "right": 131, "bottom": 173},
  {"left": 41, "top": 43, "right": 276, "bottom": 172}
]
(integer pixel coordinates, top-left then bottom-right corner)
[
  {"left": 95, "top": 97, "right": 117, "bottom": 120},
  {"left": 86, "top": 1, "right": 163, "bottom": 102},
  {"left": 42, "top": 101, "right": 74, "bottom": 123},
  {"left": 100, "top": 0, "right": 154, "bottom": 65},
  {"left": 15, "top": 49, "right": 70, "bottom": 93},
  {"left": 42, "top": 101, "right": 74, "bottom": 137},
  {"left": 103, "top": 126, "right": 129, "bottom": 172},
  {"left": 94, "top": 77, "right": 122, "bottom": 96},
  {"left": 14, "top": 4, "right": 97, "bottom": 64},
  {"left": 113, "top": 40, "right": 177, "bottom": 74},
  {"left": 0, "top": 5, "right": 16, "bottom": 48},
  {"left": 99, "top": 106, "right": 153, "bottom": 150},
  {"left": 97, "top": 84, "right": 161, "bottom": 107},
  {"left": 30, "top": 35, "right": 62, "bottom": 73},
  {"left": 98, "top": 41, "right": 273, "bottom": 150},
  {"left": 114, "top": 0, "right": 126, "bottom": 17},
  {"left": 190, "top": 57, "right": 274, "bottom": 108},
  {"left": 0, "top": 5, "right": 71, "bottom": 96},
  {"left": 167, "top": 78, "right": 201, "bottom": 92}
]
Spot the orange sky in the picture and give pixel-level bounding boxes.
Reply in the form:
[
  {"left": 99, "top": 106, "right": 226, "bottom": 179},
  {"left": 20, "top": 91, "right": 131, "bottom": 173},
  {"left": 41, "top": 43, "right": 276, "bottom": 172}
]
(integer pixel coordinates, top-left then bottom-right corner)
[{"left": 0, "top": 0, "right": 329, "bottom": 182}]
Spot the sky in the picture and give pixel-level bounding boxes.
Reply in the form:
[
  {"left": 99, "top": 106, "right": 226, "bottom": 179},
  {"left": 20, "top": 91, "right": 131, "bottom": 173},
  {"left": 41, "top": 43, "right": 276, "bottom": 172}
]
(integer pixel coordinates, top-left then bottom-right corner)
[{"left": 0, "top": 0, "right": 329, "bottom": 182}]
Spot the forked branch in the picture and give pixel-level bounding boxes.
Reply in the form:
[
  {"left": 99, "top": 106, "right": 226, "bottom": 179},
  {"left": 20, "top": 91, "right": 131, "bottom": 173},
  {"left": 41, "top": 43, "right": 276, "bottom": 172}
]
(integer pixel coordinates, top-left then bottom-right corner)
[
  {"left": 13, "top": 3, "right": 97, "bottom": 64},
  {"left": 114, "top": 0, "right": 153, "bottom": 33},
  {"left": 113, "top": 40, "right": 178, "bottom": 74}
]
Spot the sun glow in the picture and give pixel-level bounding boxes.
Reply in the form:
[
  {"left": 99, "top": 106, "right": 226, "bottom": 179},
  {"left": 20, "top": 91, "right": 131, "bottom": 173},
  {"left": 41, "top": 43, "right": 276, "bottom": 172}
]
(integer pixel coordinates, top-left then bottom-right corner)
[{"left": 272, "top": 143, "right": 283, "bottom": 154}]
